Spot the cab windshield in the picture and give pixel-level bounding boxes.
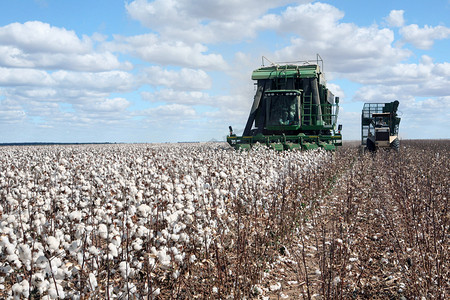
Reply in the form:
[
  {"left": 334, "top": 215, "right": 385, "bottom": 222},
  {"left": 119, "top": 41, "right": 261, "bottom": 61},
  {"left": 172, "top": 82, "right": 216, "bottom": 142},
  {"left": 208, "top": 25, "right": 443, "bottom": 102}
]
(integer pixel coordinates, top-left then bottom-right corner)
[{"left": 266, "top": 92, "right": 299, "bottom": 126}]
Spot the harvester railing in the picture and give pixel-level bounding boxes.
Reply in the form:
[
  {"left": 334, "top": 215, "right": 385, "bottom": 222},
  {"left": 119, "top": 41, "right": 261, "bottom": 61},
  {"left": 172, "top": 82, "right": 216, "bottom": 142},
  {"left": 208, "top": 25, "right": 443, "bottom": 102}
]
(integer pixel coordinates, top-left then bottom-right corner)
[
  {"left": 262, "top": 54, "right": 324, "bottom": 71},
  {"left": 301, "top": 92, "right": 338, "bottom": 128}
]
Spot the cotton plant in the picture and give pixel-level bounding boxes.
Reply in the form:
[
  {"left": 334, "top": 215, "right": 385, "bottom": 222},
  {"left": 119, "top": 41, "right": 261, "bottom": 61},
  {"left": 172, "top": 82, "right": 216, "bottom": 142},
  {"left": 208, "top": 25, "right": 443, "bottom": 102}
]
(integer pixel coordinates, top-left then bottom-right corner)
[{"left": 0, "top": 143, "right": 329, "bottom": 299}]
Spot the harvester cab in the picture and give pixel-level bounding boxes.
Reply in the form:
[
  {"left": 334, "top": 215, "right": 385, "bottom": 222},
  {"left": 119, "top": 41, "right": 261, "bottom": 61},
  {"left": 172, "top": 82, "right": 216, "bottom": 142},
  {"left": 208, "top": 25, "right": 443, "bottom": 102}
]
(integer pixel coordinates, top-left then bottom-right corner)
[
  {"left": 361, "top": 101, "right": 401, "bottom": 152},
  {"left": 227, "top": 55, "right": 342, "bottom": 151}
]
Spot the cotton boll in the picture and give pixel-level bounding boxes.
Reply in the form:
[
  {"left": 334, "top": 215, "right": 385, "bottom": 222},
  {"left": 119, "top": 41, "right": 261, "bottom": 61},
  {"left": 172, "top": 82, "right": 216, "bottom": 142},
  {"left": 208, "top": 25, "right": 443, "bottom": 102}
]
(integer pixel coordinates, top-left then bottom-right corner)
[
  {"left": 157, "top": 247, "right": 171, "bottom": 268},
  {"left": 12, "top": 279, "right": 29, "bottom": 298},
  {"left": 179, "top": 232, "right": 189, "bottom": 243},
  {"left": 16, "top": 243, "right": 30, "bottom": 260},
  {"left": 73, "top": 224, "right": 86, "bottom": 240},
  {"left": 46, "top": 236, "right": 60, "bottom": 252},
  {"left": 7, "top": 254, "right": 22, "bottom": 268},
  {"left": 151, "top": 288, "right": 160, "bottom": 297},
  {"left": 184, "top": 214, "right": 194, "bottom": 224},
  {"left": 111, "top": 235, "right": 121, "bottom": 248},
  {"left": 172, "top": 222, "right": 186, "bottom": 234},
  {"left": 48, "top": 283, "right": 65, "bottom": 299},
  {"left": 135, "top": 225, "right": 149, "bottom": 238},
  {"left": 119, "top": 261, "right": 131, "bottom": 278},
  {"left": 148, "top": 257, "right": 156, "bottom": 268},
  {"left": 6, "top": 196, "right": 18, "bottom": 206},
  {"left": 132, "top": 238, "right": 143, "bottom": 251},
  {"left": 189, "top": 254, "right": 196, "bottom": 263},
  {"left": 270, "top": 282, "right": 281, "bottom": 291},
  {"left": 85, "top": 225, "right": 93, "bottom": 233},
  {"left": 51, "top": 256, "right": 63, "bottom": 270},
  {"left": 98, "top": 224, "right": 108, "bottom": 239},
  {"left": 108, "top": 243, "right": 118, "bottom": 258},
  {"left": 137, "top": 204, "right": 151, "bottom": 218},
  {"left": 89, "top": 246, "right": 100, "bottom": 256},
  {"left": 174, "top": 253, "right": 185, "bottom": 263},
  {"left": 88, "top": 273, "right": 98, "bottom": 291},
  {"left": 69, "top": 210, "right": 82, "bottom": 222},
  {"left": 171, "top": 234, "right": 180, "bottom": 242},
  {"left": 32, "top": 273, "right": 49, "bottom": 293},
  {"left": 1, "top": 236, "right": 15, "bottom": 255},
  {"left": 175, "top": 185, "right": 183, "bottom": 195}
]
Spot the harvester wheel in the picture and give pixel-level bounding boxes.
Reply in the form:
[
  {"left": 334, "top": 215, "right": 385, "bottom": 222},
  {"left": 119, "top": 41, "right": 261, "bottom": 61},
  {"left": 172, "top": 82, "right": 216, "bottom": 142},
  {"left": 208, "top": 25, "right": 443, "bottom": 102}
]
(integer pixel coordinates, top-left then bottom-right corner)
[
  {"left": 366, "top": 137, "right": 376, "bottom": 152},
  {"left": 390, "top": 138, "right": 400, "bottom": 152}
]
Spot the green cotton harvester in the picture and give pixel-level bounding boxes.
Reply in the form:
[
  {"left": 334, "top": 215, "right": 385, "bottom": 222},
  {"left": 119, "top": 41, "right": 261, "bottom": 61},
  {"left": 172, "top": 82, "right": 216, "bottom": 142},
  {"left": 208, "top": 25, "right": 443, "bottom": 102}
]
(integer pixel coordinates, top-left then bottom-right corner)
[{"left": 227, "top": 55, "right": 342, "bottom": 151}]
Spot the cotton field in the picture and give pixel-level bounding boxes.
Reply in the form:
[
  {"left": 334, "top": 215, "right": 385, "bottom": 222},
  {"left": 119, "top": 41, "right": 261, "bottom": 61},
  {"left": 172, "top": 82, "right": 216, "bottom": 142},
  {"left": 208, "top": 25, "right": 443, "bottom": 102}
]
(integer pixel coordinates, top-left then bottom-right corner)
[
  {"left": 0, "top": 141, "right": 448, "bottom": 299},
  {"left": 0, "top": 143, "right": 330, "bottom": 299}
]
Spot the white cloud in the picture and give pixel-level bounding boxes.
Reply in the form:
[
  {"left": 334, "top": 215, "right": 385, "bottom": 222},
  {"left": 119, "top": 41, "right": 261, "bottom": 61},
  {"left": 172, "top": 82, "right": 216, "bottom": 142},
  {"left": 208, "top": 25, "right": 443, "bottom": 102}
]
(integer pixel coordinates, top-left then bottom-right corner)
[
  {"left": 338, "top": 110, "right": 360, "bottom": 141},
  {"left": 0, "top": 67, "right": 54, "bottom": 86},
  {"left": 142, "top": 89, "right": 211, "bottom": 105},
  {"left": 125, "top": 0, "right": 310, "bottom": 44},
  {"left": 51, "top": 70, "right": 136, "bottom": 92},
  {"left": 0, "top": 98, "right": 26, "bottom": 123},
  {"left": 141, "top": 103, "right": 197, "bottom": 119},
  {"left": 74, "top": 97, "right": 130, "bottom": 113},
  {"left": 0, "top": 68, "right": 136, "bottom": 92},
  {"left": 107, "top": 34, "right": 227, "bottom": 70},
  {"left": 400, "top": 24, "right": 450, "bottom": 49},
  {"left": 326, "top": 83, "right": 345, "bottom": 100},
  {"left": 141, "top": 67, "right": 212, "bottom": 90},
  {"left": 0, "top": 21, "right": 128, "bottom": 71},
  {"left": 270, "top": 3, "right": 410, "bottom": 73},
  {"left": 386, "top": 10, "right": 405, "bottom": 27},
  {"left": 351, "top": 56, "right": 450, "bottom": 98},
  {"left": 0, "top": 21, "right": 91, "bottom": 53}
]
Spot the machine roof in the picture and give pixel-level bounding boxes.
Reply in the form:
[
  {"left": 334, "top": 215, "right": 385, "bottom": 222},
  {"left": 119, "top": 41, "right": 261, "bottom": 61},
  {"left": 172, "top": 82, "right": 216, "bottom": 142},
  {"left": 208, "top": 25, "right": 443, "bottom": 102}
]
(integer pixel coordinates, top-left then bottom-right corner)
[{"left": 251, "top": 64, "right": 320, "bottom": 80}]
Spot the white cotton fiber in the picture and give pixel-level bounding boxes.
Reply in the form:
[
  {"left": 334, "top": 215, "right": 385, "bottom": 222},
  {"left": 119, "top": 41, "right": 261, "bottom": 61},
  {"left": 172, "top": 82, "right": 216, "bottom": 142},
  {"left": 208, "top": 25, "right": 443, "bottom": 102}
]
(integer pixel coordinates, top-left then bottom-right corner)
[
  {"left": 46, "top": 236, "right": 60, "bottom": 252},
  {"left": 98, "top": 224, "right": 108, "bottom": 239}
]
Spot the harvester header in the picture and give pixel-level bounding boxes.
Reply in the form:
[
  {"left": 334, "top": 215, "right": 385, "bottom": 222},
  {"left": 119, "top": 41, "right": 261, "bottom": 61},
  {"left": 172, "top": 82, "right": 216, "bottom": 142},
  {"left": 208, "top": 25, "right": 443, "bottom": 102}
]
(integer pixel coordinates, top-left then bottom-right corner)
[{"left": 227, "top": 55, "right": 342, "bottom": 151}]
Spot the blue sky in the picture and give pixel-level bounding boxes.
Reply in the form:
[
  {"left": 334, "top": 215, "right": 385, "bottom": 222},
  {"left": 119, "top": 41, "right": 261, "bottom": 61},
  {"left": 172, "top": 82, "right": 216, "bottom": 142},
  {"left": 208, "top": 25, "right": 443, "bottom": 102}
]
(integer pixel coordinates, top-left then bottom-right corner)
[{"left": 0, "top": 0, "right": 449, "bottom": 143}]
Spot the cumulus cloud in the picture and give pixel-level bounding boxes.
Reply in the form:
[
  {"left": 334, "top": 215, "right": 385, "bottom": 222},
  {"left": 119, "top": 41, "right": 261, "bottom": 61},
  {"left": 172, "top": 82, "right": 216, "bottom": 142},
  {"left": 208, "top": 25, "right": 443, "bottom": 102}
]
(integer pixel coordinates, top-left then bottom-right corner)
[
  {"left": 51, "top": 70, "right": 136, "bottom": 92},
  {"left": 142, "top": 89, "right": 211, "bottom": 105},
  {"left": 141, "top": 67, "right": 212, "bottom": 90},
  {"left": 400, "top": 24, "right": 450, "bottom": 49},
  {"left": 125, "top": 0, "right": 310, "bottom": 43},
  {"left": 0, "top": 21, "right": 91, "bottom": 54},
  {"left": 351, "top": 56, "right": 450, "bottom": 97},
  {"left": 0, "top": 21, "right": 128, "bottom": 71},
  {"left": 0, "top": 68, "right": 135, "bottom": 93},
  {"left": 140, "top": 88, "right": 248, "bottom": 115},
  {"left": 74, "top": 97, "right": 130, "bottom": 113},
  {"left": 386, "top": 10, "right": 405, "bottom": 27},
  {"left": 271, "top": 3, "right": 410, "bottom": 73},
  {"left": 141, "top": 103, "right": 197, "bottom": 120},
  {"left": 0, "top": 98, "right": 26, "bottom": 123},
  {"left": 0, "top": 67, "right": 54, "bottom": 86},
  {"left": 106, "top": 34, "right": 227, "bottom": 70}
]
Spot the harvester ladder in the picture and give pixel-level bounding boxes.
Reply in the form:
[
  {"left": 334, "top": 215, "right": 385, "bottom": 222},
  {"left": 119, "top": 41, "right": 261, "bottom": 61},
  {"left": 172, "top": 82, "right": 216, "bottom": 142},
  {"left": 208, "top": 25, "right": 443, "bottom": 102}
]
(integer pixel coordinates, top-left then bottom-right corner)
[{"left": 302, "top": 93, "right": 313, "bottom": 125}]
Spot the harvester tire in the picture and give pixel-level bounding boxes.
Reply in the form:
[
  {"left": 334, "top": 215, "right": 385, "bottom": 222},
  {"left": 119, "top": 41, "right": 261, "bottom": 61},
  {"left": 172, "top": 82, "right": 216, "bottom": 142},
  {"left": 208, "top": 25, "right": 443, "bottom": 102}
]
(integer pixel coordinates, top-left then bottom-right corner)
[
  {"left": 366, "top": 138, "right": 376, "bottom": 152},
  {"left": 391, "top": 138, "right": 400, "bottom": 152}
]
